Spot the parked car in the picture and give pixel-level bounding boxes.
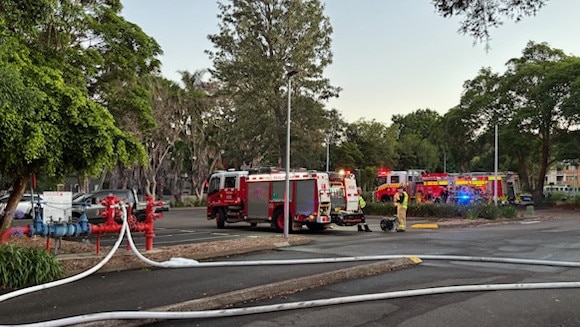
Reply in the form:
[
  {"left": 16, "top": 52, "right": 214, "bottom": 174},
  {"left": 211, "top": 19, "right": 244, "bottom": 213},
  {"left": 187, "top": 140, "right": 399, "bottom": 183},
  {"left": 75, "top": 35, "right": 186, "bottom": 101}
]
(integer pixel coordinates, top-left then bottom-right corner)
[
  {"left": 71, "top": 189, "right": 145, "bottom": 224},
  {"left": 0, "top": 193, "right": 43, "bottom": 219}
]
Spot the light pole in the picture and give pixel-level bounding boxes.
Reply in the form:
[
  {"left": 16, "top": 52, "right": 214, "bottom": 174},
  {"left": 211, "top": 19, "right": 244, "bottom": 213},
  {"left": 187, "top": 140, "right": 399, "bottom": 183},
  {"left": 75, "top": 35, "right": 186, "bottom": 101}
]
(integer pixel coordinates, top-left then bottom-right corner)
[
  {"left": 284, "top": 69, "right": 301, "bottom": 238},
  {"left": 494, "top": 123, "right": 498, "bottom": 206},
  {"left": 325, "top": 135, "right": 330, "bottom": 172}
]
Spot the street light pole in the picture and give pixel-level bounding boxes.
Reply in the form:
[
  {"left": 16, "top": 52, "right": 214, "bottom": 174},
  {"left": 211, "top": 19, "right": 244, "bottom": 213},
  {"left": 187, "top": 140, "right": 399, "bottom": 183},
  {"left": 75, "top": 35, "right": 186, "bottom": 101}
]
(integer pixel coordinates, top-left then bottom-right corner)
[
  {"left": 325, "top": 135, "right": 330, "bottom": 172},
  {"left": 494, "top": 123, "right": 498, "bottom": 206},
  {"left": 284, "top": 69, "right": 301, "bottom": 238}
]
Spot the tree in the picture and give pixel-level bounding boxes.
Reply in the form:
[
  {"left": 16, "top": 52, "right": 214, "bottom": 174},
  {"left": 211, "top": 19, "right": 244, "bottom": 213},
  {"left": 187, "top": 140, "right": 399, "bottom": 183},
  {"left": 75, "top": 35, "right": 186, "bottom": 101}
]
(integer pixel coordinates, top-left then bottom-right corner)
[
  {"left": 321, "top": 108, "right": 348, "bottom": 172},
  {"left": 178, "top": 70, "right": 227, "bottom": 200},
  {"left": 458, "top": 42, "right": 580, "bottom": 198},
  {"left": 139, "top": 76, "right": 188, "bottom": 198},
  {"left": 207, "top": 0, "right": 340, "bottom": 168},
  {"left": 335, "top": 119, "right": 398, "bottom": 170},
  {"left": 0, "top": 38, "right": 143, "bottom": 232},
  {"left": 0, "top": 0, "right": 159, "bottom": 232},
  {"left": 433, "top": 0, "right": 548, "bottom": 44},
  {"left": 439, "top": 106, "right": 481, "bottom": 172},
  {"left": 392, "top": 109, "right": 443, "bottom": 171},
  {"left": 503, "top": 42, "right": 580, "bottom": 197}
]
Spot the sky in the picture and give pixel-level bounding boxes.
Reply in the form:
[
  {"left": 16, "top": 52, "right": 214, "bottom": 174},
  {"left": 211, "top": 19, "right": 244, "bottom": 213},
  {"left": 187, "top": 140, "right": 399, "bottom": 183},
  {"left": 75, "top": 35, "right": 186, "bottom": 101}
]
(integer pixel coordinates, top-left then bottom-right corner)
[{"left": 121, "top": 0, "right": 580, "bottom": 125}]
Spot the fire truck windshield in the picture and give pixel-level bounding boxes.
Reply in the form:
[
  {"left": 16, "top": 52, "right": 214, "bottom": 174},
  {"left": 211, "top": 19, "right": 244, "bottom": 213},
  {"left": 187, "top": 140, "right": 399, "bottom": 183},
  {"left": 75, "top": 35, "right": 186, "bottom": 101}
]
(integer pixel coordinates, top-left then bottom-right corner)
[
  {"left": 330, "top": 185, "right": 346, "bottom": 209},
  {"left": 374, "top": 176, "right": 387, "bottom": 187}
]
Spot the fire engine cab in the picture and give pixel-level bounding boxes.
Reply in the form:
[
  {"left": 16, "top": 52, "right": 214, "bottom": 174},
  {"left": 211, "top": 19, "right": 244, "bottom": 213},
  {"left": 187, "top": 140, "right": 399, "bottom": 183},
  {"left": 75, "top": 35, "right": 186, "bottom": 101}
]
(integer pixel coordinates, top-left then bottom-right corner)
[
  {"left": 206, "top": 168, "right": 332, "bottom": 232},
  {"left": 372, "top": 168, "right": 424, "bottom": 202},
  {"left": 328, "top": 170, "right": 365, "bottom": 226}
]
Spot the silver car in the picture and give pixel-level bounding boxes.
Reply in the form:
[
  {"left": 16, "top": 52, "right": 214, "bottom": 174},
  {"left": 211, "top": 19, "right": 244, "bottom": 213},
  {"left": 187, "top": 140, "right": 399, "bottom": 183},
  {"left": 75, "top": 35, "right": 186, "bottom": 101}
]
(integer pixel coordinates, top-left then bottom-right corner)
[{"left": 0, "top": 193, "right": 43, "bottom": 219}]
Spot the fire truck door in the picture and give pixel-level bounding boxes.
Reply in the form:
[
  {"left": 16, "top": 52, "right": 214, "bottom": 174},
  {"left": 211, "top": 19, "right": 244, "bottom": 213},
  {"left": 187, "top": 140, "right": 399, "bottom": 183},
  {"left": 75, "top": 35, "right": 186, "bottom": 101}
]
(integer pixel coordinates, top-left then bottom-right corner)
[
  {"left": 344, "top": 179, "right": 359, "bottom": 212},
  {"left": 295, "top": 180, "right": 316, "bottom": 216},
  {"left": 247, "top": 182, "right": 269, "bottom": 218},
  {"left": 271, "top": 181, "right": 292, "bottom": 202}
]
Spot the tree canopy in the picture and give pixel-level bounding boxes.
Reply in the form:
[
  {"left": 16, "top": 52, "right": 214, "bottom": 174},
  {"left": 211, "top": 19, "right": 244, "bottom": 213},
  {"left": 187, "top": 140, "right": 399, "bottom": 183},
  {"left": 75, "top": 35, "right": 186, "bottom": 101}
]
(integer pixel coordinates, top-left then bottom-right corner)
[
  {"left": 207, "top": 0, "right": 340, "bottom": 168},
  {"left": 457, "top": 41, "right": 580, "bottom": 198},
  {"left": 433, "top": 0, "right": 548, "bottom": 44},
  {"left": 0, "top": 0, "right": 159, "bottom": 232}
]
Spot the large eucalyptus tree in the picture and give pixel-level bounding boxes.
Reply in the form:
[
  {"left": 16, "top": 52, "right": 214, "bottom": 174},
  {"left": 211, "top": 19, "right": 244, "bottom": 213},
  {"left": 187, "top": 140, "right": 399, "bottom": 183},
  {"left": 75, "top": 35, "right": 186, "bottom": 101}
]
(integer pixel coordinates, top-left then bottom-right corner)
[{"left": 207, "top": 0, "right": 340, "bottom": 168}]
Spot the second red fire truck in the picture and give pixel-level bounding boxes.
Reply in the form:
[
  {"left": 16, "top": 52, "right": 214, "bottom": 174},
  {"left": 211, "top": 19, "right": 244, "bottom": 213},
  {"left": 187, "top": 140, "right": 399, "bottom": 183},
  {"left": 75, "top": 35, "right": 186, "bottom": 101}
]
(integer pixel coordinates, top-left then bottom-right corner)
[
  {"left": 373, "top": 168, "right": 525, "bottom": 204},
  {"left": 206, "top": 168, "right": 332, "bottom": 232}
]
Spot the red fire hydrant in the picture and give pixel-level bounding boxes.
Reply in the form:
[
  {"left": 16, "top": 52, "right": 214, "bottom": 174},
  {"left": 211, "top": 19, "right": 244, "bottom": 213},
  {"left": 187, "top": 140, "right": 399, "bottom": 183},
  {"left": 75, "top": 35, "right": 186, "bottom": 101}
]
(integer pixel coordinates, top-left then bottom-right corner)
[{"left": 131, "top": 196, "right": 164, "bottom": 250}]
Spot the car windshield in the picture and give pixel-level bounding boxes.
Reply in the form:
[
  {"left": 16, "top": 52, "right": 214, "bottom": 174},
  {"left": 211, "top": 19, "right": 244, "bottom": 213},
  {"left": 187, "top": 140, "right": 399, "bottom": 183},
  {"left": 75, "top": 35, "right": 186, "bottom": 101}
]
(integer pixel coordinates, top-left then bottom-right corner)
[
  {"left": 72, "top": 193, "right": 93, "bottom": 203},
  {"left": 21, "top": 195, "right": 42, "bottom": 202}
]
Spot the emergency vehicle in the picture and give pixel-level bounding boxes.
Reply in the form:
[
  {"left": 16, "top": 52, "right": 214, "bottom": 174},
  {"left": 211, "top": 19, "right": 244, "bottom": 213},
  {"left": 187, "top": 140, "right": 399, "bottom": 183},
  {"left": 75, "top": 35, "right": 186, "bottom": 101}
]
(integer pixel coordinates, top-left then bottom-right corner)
[
  {"left": 448, "top": 172, "right": 523, "bottom": 204},
  {"left": 328, "top": 170, "right": 365, "bottom": 226},
  {"left": 414, "top": 173, "right": 449, "bottom": 202},
  {"left": 372, "top": 168, "right": 424, "bottom": 202},
  {"left": 206, "top": 168, "right": 332, "bottom": 232}
]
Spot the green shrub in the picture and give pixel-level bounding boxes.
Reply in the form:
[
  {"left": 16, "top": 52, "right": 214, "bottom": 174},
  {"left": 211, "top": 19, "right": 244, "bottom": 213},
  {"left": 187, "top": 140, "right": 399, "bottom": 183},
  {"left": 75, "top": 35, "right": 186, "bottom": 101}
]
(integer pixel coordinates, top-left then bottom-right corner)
[
  {"left": 365, "top": 201, "right": 516, "bottom": 220},
  {"left": 466, "top": 203, "right": 501, "bottom": 220},
  {"left": 434, "top": 204, "right": 466, "bottom": 218},
  {"left": 0, "top": 244, "right": 64, "bottom": 289},
  {"left": 465, "top": 208, "right": 479, "bottom": 220},
  {"left": 500, "top": 205, "right": 518, "bottom": 219},
  {"left": 171, "top": 196, "right": 206, "bottom": 208},
  {"left": 364, "top": 202, "right": 396, "bottom": 216}
]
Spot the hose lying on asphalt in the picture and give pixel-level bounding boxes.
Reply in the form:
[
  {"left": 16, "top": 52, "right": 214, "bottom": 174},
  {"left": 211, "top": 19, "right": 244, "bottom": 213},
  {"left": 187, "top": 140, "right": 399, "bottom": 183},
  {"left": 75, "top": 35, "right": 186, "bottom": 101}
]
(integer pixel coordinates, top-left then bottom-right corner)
[
  {"left": 3, "top": 214, "right": 580, "bottom": 327},
  {"left": 124, "top": 222, "right": 580, "bottom": 268},
  {"left": 0, "top": 206, "right": 129, "bottom": 304},
  {"left": 125, "top": 226, "right": 580, "bottom": 268},
  {"left": 6, "top": 281, "right": 580, "bottom": 327}
]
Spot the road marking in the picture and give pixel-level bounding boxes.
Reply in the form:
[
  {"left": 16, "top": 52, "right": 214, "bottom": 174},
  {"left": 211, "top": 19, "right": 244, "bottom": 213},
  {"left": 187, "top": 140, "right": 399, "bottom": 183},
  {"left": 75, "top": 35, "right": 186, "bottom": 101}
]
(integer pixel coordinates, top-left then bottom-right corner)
[{"left": 411, "top": 223, "right": 439, "bottom": 229}]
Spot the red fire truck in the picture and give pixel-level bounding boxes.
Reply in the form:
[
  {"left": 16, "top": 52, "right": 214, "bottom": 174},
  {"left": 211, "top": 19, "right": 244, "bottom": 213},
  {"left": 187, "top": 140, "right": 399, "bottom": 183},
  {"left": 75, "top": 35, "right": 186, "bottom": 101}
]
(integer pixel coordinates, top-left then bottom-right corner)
[
  {"left": 447, "top": 172, "right": 523, "bottom": 204},
  {"left": 414, "top": 173, "right": 449, "bottom": 202},
  {"left": 372, "top": 168, "right": 425, "bottom": 202},
  {"left": 328, "top": 170, "right": 365, "bottom": 226},
  {"left": 206, "top": 168, "right": 332, "bottom": 232}
]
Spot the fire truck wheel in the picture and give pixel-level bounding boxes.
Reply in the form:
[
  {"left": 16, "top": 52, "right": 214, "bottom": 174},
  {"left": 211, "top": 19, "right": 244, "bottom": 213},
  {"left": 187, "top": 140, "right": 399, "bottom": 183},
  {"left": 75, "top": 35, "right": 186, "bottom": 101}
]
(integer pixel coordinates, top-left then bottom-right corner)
[
  {"left": 250, "top": 222, "right": 257, "bottom": 227},
  {"left": 216, "top": 208, "right": 226, "bottom": 229},
  {"left": 273, "top": 208, "right": 291, "bottom": 233}
]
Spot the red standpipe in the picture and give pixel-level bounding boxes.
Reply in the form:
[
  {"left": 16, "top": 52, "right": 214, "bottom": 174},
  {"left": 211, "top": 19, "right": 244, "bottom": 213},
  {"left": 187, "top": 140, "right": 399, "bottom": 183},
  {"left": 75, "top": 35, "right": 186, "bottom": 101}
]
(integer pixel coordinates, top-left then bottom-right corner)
[
  {"left": 139, "top": 196, "right": 164, "bottom": 250},
  {"left": 0, "top": 225, "right": 31, "bottom": 243},
  {"left": 88, "top": 195, "right": 163, "bottom": 253}
]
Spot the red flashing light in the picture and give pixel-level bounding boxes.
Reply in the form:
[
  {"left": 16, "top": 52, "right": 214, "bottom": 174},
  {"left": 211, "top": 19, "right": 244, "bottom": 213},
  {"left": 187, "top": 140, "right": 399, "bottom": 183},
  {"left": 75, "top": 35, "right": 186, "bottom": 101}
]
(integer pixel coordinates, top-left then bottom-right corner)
[{"left": 377, "top": 168, "right": 390, "bottom": 177}]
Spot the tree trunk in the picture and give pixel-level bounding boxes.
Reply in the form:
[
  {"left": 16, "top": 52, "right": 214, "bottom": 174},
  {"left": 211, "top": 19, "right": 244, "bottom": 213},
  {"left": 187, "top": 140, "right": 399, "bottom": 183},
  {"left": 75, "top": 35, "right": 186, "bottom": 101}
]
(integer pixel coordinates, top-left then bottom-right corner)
[
  {"left": 534, "top": 135, "right": 550, "bottom": 201},
  {"left": 517, "top": 155, "right": 531, "bottom": 192},
  {"left": 96, "top": 167, "right": 108, "bottom": 191},
  {"left": 0, "top": 175, "right": 29, "bottom": 234}
]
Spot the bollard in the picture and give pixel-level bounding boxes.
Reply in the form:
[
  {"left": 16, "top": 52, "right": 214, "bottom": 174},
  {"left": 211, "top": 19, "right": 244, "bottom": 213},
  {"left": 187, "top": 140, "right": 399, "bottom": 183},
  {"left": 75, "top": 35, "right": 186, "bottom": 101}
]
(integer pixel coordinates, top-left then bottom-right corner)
[{"left": 526, "top": 205, "right": 535, "bottom": 216}]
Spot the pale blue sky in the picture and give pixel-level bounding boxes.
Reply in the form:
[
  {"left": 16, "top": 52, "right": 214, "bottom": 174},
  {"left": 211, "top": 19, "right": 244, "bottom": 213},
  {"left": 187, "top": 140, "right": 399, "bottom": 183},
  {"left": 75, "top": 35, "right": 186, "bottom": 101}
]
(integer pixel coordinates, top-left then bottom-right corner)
[{"left": 121, "top": 0, "right": 580, "bottom": 124}]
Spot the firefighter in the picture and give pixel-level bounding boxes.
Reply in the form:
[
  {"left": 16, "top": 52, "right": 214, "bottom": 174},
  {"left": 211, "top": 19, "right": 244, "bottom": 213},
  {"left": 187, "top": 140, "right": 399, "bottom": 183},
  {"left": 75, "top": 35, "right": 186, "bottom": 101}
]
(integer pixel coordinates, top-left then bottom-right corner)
[
  {"left": 395, "top": 186, "right": 408, "bottom": 232},
  {"left": 416, "top": 190, "right": 423, "bottom": 204},
  {"left": 357, "top": 187, "right": 372, "bottom": 232}
]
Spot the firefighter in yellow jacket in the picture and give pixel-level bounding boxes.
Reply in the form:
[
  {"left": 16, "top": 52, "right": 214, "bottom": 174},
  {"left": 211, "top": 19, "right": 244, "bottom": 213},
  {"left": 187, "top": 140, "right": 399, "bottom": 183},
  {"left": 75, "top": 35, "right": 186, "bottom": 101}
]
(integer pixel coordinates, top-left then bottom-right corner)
[
  {"left": 357, "top": 187, "right": 372, "bottom": 232},
  {"left": 395, "top": 186, "right": 408, "bottom": 232}
]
